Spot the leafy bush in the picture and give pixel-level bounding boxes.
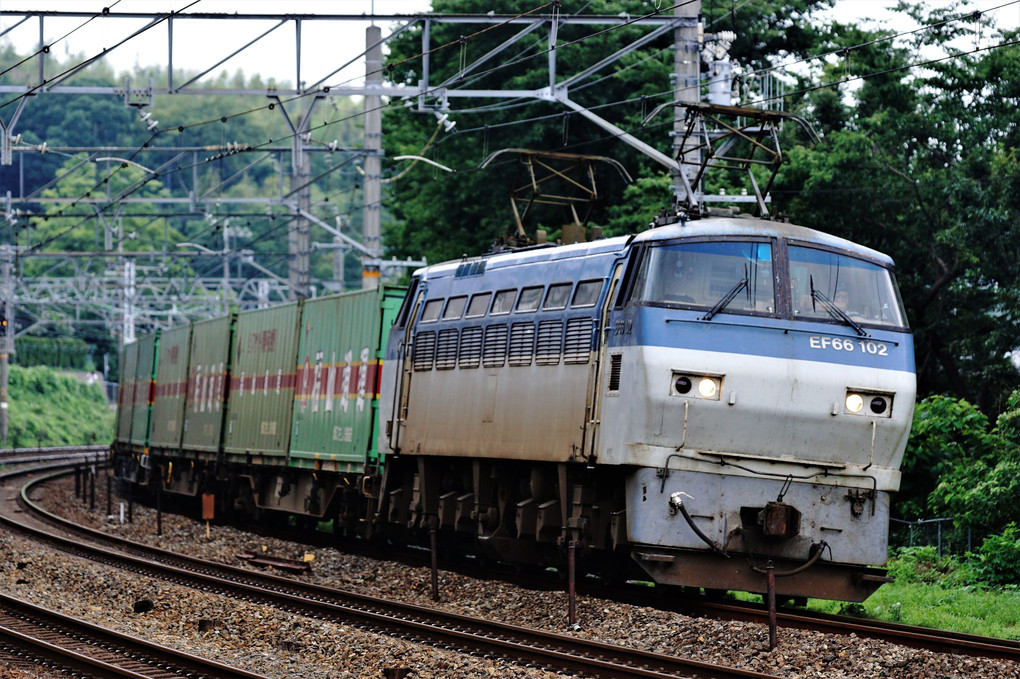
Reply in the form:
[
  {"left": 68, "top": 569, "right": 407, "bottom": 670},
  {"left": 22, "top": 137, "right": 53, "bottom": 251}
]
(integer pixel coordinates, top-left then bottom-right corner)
[
  {"left": 972, "top": 524, "right": 1020, "bottom": 587},
  {"left": 6, "top": 365, "right": 113, "bottom": 448},
  {"left": 886, "top": 546, "right": 973, "bottom": 587},
  {"left": 897, "top": 395, "right": 1006, "bottom": 520},
  {"left": 15, "top": 336, "right": 91, "bottom": 370}
]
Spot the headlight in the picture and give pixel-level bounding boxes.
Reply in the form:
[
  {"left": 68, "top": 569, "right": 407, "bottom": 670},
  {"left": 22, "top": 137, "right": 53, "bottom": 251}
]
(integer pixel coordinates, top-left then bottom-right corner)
[
  {"left": 698, "top": 377, "right": 719, "bottom": 398},
  {"left": 671, "top": 372, "right": 722, "bottom": 400},
  {"left": 844, "top": 389, "right": 893, "bottom": 417}
]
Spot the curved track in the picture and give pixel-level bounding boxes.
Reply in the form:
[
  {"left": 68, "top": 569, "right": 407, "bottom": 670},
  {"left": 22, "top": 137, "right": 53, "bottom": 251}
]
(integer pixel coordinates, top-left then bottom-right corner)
[
  {"left": 5, "top": 466, "right": 773, "bottom": 679},
  {"left": 0, "top": 591, "right": 270, "bottom": 679}
]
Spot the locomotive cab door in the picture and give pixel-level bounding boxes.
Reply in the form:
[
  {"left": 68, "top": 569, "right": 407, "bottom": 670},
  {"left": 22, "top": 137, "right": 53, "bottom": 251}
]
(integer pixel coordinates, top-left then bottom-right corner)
[
  {"left": 582, "top": 260, "right": 626, "bottom": 462},
  {"left": 387, "top": 282, "right": 424, "bottom": 454}
]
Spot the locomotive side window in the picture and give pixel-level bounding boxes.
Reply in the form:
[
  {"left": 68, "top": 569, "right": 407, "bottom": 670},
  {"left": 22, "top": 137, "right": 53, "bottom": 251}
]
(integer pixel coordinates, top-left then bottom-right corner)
[
  {"left": 466, "top": 293, "right": 492, "bottom": 318},
  {"left": 517, "top": 286, "right": 544, "bottom": 312},
  {"left": 443, "top": 296, "right": 468, "bottom": 320},
  {"left": 789, "top": 246, "right": 908, "bottom": 328},
  {"left": 420, "top": 299, "right": 443, "bottom": 323},
  {"left": 543, "top": 283, "right": 572, "bottom": 310},
  {"left": 491, "top": 290, "right": 517, "bottom": 315},
  {"left": 571, "top": 280, "right": 602, "bottom": 307},
  {"left": 630, "top": 241, "right": 775, "bottom": 315}
]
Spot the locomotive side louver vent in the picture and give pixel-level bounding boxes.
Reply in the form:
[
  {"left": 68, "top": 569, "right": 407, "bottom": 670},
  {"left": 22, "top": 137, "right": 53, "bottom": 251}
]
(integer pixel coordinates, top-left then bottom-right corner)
[
  {"left": 608, "top": 353, "right": 623, "bottom": 392},
  {"left": 412, "top": 331, "right": 436, "bottom": 371},
  {"left": 509, "top": 322, "right": 536, "bottom": 367},
  {"left": 435, "top": 329, "right": 459, "bottom": 370},
  {"left": 536, "top": 320, "right": 563, "bottom": 366},
  {"left": 564, "top": 317, "right": 594, "bottom": 365},
  {"left": 459, "top": 327, "right": 482, "bottom": 368},
  {"left": 483, "top": 324, "right": 508, "bottom": 368}
]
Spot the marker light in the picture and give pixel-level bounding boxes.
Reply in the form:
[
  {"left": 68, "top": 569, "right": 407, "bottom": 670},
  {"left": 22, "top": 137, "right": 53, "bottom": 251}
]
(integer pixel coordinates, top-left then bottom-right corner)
[
  {"left": 674, "top": 376, "right": 692, "bottom": 394},
  {"left": 870, "top": 397, "right": 888, "bottom": 414},
  {"left": 845, "top": 393, "right": 865, "bottom": 413},
  {"left": 698, "top": 377, "right": 718, "bottom": 398}
]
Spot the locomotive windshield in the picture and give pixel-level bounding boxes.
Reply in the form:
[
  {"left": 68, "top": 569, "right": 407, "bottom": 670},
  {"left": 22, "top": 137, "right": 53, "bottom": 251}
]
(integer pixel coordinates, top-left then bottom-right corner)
[
  {"left": 628, "top": 239, "right": 908, "bottom": 328},
  {"left": 789, "top": 245, "right": 907, "bottom": 329},
  {"left": 629, "top": 240, "right": 775, "bottom": 315}
]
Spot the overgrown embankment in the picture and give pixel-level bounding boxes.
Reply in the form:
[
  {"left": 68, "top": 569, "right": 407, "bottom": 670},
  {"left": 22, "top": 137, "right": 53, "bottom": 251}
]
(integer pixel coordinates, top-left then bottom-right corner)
[{"left": 6, "top": 365, "right": 113, "bottom": 448}]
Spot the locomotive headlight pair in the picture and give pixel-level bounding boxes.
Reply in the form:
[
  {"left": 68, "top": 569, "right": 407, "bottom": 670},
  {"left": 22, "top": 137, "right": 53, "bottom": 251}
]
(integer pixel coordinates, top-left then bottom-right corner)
[
  {"left": 845, "top": 390, "right": 893, "bottom": 417},
  {"left": 672, "top": 372, "right": 721, "bottom": 400}
]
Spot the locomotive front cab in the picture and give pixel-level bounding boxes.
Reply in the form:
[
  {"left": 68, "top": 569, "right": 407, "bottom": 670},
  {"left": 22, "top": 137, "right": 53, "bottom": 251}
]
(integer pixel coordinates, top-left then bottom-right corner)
[{"left": 601, "top": 218, "right": 916, "bottom": 601}]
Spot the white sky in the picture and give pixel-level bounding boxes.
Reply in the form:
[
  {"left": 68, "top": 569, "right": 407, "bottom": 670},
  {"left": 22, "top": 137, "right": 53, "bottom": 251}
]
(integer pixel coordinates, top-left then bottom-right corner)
[{"left": 0, "top": 0, "right": 1015, "bottom": 86}]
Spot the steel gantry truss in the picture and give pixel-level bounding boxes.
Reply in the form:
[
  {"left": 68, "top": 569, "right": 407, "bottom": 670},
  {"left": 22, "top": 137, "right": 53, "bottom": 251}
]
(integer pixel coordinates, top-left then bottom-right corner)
[{"left": 0, "top": 6, "right": 713, "bottom": 345}]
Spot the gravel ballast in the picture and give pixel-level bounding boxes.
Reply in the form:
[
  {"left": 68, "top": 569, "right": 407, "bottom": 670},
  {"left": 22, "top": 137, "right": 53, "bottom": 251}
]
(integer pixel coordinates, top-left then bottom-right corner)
[{"left": 7, "top": 475, "right": 1017, "bottom": 678}]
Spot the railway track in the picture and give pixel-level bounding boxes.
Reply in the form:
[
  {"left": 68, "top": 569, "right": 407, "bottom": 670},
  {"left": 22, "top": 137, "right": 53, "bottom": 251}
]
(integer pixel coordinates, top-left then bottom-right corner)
[
  {"left": 4, "top": 466, "right": 773, "bottom": 679},
  {"left": 0, "top": 590, "right": 271, "bottom": 679},
  {"left": 8, "top": 463, "right": 1020, "bottom": 676},
  {"left": 242, "top": 513, "right": 1020, "bottom": 663}
]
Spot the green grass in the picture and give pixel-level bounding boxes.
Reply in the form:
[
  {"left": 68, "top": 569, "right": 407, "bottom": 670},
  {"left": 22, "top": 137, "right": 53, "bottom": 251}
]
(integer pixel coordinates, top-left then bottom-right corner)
[
  {"left": 731, "top": 546, "right": 1020, "bottom": 640},
  {"left": 808, "top": 581, "right": 1020, "bottom": 639}
]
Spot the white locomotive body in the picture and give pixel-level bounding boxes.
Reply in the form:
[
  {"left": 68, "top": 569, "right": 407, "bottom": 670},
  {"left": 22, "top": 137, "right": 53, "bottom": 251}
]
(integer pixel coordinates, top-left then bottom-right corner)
[{"left": 380, "top": 215, "right": 915, "bottom": 601}]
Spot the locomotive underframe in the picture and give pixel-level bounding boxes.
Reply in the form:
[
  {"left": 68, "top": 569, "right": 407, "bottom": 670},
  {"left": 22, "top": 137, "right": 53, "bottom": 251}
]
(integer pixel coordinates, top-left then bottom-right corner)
[{"left": 117, "top": 447, "right": 889, "bottom": 600}]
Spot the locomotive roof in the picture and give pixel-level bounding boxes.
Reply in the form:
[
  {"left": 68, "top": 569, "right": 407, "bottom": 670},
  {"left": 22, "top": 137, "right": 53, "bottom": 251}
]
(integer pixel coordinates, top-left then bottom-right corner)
[
  {"left": 630, "top": 216, "right": 894, "bottom": 266},
  {"left": 418, "top": 215, "right": 893, "bottom": 280}
]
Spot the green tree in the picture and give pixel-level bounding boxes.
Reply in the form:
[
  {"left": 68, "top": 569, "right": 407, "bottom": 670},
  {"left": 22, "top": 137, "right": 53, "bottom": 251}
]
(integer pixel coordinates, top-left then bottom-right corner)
[
  {"left": 906, "top": 390, "right": 1020, "bottom": 531},
  {"left": 381, "top": 0, "right": 837, "bottom": 264},
  {"left": 775, "top": 7, "right": 1020, "bottom": 410},
  {"left": 898, "top": 394, "right": 1004, "bottom": 519}
]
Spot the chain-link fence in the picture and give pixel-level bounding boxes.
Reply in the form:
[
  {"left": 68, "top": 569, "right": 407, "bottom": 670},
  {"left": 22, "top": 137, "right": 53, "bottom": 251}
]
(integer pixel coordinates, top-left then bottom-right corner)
[{"left": 889, "top": 518, "right": 988, "bottom": 556}]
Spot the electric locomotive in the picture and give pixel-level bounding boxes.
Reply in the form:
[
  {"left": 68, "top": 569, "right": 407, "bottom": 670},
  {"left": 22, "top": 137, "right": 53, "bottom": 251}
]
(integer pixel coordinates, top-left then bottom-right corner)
[
  {"left": 113, "top": 210, "right": 913, "bottom": 603},
  {"left": 379, "top": 211, "right": 914, "bottom": 601}
]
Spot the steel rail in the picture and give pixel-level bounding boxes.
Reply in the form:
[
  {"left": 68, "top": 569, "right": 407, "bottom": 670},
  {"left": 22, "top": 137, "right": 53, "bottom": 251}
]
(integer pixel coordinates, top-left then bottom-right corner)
[
  {"left": 15, "top": 459, "right": 1017, "bottom": 667},
  {"left": 680, "top": 598, "right": 1020, "bottom": 662},
  {"left": 0, "top": 592, "right": 271, "bottom": 679},
  {"left": 6, "top": 469, "right": 774, "bottom": 679}
]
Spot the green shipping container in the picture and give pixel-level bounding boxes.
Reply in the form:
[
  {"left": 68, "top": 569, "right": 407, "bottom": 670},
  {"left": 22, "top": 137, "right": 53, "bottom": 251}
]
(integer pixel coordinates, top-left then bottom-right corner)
[
  {"left": 129, "top": 332, "right": 158, "bottom": 450},
  {"left": 182, "top": 315, "right": 234, "bottom": 455},
  {"left": 149, "top": 324, "right": 191, "bottom": 452},
  {"left": 224, "top": 303, "right": 300, "bottom": 460},
  {"left": 289, "top": 287, "right": 405, "bottom": 472},
  {"left": 115, "top": 341, "right": 139, "bottom": 445}
]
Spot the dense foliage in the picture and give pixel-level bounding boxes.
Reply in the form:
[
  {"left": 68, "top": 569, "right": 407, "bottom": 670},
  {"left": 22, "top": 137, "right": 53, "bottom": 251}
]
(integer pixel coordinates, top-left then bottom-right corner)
[
  {"left": 15, "top": 336, "right": 92, "bottom": 370},
  {"left": 6, "top": 365, "right": 113, "bottom": 448},
  {"left": 379, "top": 1, "right": 1020, "bottom": 413}
]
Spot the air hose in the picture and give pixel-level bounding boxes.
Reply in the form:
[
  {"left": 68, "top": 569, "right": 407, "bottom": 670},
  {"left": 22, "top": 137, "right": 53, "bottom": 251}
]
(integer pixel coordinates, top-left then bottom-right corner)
[
  {"left": 750, "top": 541, "right": 830, "bottom": 577},
  {"left": 669, "top": 492, "right": 729, "bottom": 557}
]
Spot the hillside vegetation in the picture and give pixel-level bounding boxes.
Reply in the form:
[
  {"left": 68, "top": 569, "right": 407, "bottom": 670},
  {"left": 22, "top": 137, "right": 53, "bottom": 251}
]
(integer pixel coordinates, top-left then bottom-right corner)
[{"left": 6, "top": 366, "right": 113, "bottom": 448}]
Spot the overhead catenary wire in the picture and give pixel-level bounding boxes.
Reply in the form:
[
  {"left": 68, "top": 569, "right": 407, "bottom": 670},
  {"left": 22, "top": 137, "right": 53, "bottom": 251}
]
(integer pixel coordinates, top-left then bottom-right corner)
[
  {"left": 0, "top": 0, "right": 124, "bottom": 80},
  {"left": 0, "top": 1, "right": 202, "bottom": 113},
  {"left": 14, "top": 1, "right": 1018, "bottom": 260}
]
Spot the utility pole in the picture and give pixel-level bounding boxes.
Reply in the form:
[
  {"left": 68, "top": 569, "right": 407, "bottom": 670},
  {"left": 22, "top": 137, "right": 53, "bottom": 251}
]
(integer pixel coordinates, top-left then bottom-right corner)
[
  {"left": 122, "top": 259, "right": 136, "bottom": 346},
  {"left": 289, "top": 120, "right": 312, "bottom": 300},
  {"left": 673, "top": 0, "right": 702, "bottom": 209},
  {"left": 362, "top": 25, "right": 383, "bottom": 290},
  {"left": 0, "top": 250, "right": 14, "bottom": 445}
]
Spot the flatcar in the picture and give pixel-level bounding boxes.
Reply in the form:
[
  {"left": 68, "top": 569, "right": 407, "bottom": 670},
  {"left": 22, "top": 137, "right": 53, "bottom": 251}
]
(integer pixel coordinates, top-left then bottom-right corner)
[{"left": 114, "top": 211, "right": 915, "bottom": 602}]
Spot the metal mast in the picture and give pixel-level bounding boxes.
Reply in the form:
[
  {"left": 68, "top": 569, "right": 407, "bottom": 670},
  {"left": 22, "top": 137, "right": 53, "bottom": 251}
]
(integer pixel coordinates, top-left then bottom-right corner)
[
  {"left": 674, "top": 0, "right": 702, "bottom": 209},
  {"left": 362, "top": 25, "right": 383, "bottom": 290}
]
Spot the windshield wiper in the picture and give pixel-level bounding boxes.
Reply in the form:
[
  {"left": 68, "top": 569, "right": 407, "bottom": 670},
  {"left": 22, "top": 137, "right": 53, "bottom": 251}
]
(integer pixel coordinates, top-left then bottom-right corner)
[
  {"left": 809, "top": 275, "right": 868, "bottom": 337},
  {"left": 701, "top": 267, "right": 749, "bottom": 321}
]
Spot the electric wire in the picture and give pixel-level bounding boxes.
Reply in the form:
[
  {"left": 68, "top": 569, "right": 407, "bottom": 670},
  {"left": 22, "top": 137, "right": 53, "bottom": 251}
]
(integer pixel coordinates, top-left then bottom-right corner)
[
  {"left": 0, "top": 1, "right": 202, "bottom": 113},
  {"left": 9, "top": 2, "right": 1017, "bottom": 275},
  {"left": 0, "top": 0, "right": 124, "bottom": 80}
]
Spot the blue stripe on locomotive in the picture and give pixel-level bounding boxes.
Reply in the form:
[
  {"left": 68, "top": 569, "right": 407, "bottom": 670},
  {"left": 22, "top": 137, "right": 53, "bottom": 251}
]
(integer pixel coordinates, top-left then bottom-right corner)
[{"left": 609, "top": 306, "right": 915, "bottom": 373}]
